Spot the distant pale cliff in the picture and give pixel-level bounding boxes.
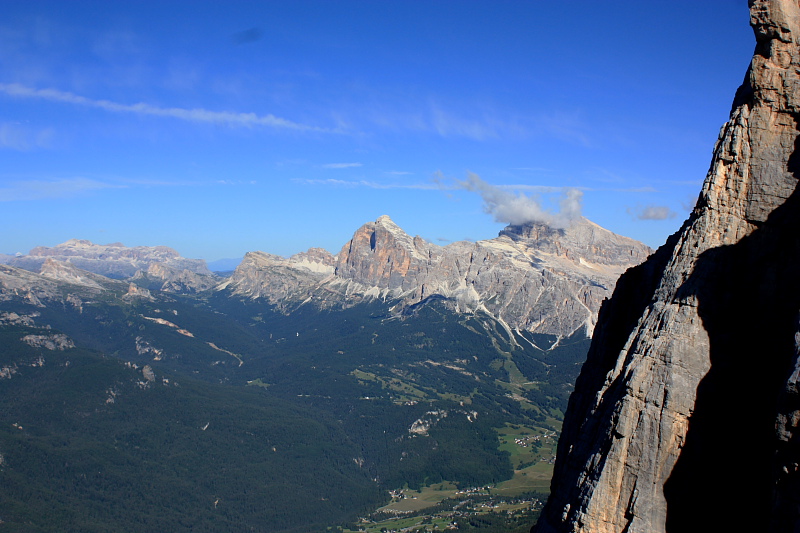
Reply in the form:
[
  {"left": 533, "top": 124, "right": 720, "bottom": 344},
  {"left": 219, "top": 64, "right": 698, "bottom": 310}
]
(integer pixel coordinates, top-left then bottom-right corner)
[
  {"left": 535, "top": 1, "right": 800, "bottom": 531},
  {"left": 9, "top": 239, "right": 214, "bottom": 279},
  {"left": 224, "top": 214, "right": 651, "bottom": 339},
  {"left": 7, "top": 239, "right": 218, "bottom": 293}
]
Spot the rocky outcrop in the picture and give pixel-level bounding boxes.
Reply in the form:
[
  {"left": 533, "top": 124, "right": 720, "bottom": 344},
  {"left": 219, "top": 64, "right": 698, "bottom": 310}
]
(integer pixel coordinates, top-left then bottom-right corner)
[
  {"left": 123, "top": 282, "right": 154, "bottom": 301},
  {"left": 219, "top": 248, "right": 336, "bottom": 305},
  {"left": 535, "top": 1, "right": 800, "bottom": 532},
  {"left": 0, "top": 263, "right": 66, "bottom": 305},
  {"left": 39, "top": 258, "right": 105, "bottom": 289},
  {"left": 0, "top": 260, "right": 127, "bottom": 305},
  {"left": 226, "top": 215, "right": 650, "bottom": 339},
  {"left": 21, "top": 333, "right": 74, "bottom": 351},
  {"left": 10, "top": 239, "right": 212, "bottom": 279},
  {"left": 130, "top": 262, "right": 219, "bottom": 294}
]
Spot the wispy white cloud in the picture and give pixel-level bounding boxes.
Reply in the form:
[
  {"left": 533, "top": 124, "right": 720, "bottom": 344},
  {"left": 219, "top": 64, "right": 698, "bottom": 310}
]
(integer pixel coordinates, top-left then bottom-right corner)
[
  {"left": 0, "top": 83, "right": 335, "bottom": 132},
  {"left": 533, "top": 111, "right": 592, "bottom": 147},
  {"left": 356, "top": 97, "right": 528, "bottom": 142},
  {"left": 0, "top": 175, "right": 234, "bottom": 200},
  {"left": 615, "top": 186, "right": 659, "bottom": 193},
  {"left": 501, "top": 183, "right": 658, "bottom": 194},
  {"left": 587, "top": 168, "right": 626, "bottom": 184},
  {"left": 429, "top": 104, "right": 502, "bottom": 141},
  {"left": 0, "top": 122, "right": 54, "bottom": 150},
  {"left": 499, "top": 184, "right": 565, "bottom": 193},
  {"left": 455, "top": 172, "right": 582, "bottom": 228},
  {"left": 681, "top": 194, "right": 699, "bottom": 212},
  {"left": 293, "top": 178, "right": 438, "bottom": 190},
  {"left": 0, "top": 178, "right": 123, "bottom": 201},
  {"left": 627, "top": 204, "right": 677, "bottom": 221},
  {"left": 512, "top": 167, "right": 552, "bottom": 173},
  {"left": 321, "top": 162, "right": 362, "bottom": 169},
  {"left": 216, "top": 179, "right": 257, "bottom": 185},
  {"left": 114, "top": 177, "right": 202, "bottom": 187}
]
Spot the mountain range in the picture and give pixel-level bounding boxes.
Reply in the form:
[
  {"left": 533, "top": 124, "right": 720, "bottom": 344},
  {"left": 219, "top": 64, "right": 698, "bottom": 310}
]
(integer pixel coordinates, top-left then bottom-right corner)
[
  {"left": 4, "top": 214, "right": 650, "bottom": 339},
  {"left": 0, "top": 214, "right": 649, "bottom": 532}
]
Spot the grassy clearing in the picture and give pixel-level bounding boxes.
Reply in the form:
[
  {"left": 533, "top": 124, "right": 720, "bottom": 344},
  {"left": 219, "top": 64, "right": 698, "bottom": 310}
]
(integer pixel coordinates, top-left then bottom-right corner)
[
  {"left": 493, "top": 423, "right": 558, "bottom": 495},
  {"left": 494, "top": 463, "right": 553, "bottom": 495},
  {"left": 378, "top": 483, "right": 460, "bottom": 512},
  {"left": 345, "top": 514, "right": 453, "bottom": 533},
  {"left": 245, "top": 378, "right": 270, "bottom": 388},
  {"left": 436, "top": 391, "right": 473, "bottom": 404},
  {"left": 351, "top": 369, "right": 430, "bottom": 402}
]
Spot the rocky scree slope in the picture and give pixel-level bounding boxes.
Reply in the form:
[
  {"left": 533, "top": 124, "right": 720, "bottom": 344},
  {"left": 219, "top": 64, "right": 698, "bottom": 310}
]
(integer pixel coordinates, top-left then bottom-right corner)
[
  {"left": 535, "top": 1, "right": 800, "bottom": 532},
  {"left": 221, "top": 215, "right": 651, "bottom": 340}
]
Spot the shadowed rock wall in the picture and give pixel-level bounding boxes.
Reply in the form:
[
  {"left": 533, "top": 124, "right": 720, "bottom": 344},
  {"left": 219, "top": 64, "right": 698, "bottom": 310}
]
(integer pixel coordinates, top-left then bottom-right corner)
[{"left": 535, "top": 1, "right": 800, "bottom": 532}]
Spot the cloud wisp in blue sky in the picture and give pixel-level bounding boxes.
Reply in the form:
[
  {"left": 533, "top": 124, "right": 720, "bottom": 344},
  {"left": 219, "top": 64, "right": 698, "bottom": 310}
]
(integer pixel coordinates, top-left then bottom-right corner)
[
  {"left": 0, "top": 83, "right": 334, "bottom": 132},
  {"left": 0, "top": 178, "right": 123, "bottom": 201},
  {"left": 0, "top": 1, "right": 754, "bottom": 260}
]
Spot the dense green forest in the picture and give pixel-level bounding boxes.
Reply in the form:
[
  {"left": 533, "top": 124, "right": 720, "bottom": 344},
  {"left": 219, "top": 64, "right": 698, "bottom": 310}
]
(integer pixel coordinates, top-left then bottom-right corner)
[{"left": 0, "top": 283, "right": 587, "bottom": 531}]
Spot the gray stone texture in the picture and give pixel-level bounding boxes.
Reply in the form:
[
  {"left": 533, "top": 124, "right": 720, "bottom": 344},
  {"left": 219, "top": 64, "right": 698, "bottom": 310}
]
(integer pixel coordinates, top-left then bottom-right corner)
[{"left": 535, "top": 1, "right": 800, "bottom": 532}]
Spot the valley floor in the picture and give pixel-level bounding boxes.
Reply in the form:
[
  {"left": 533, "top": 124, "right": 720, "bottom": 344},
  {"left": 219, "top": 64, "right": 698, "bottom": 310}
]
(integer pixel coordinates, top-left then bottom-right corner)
[{"left": 340, "top": 422, "right": 557, "bottom": 533}]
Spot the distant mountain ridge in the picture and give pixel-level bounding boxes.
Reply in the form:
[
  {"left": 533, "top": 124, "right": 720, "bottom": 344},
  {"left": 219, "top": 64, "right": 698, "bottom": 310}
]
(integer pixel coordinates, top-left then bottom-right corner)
[
  {"left": 223, "top": 215, "right": 652, "bottom": 339},
  {"left": 7, "top": 239, "right": 214, "bottom": 279},
  {"left": 5, "top": 215, "right": 650, "bottom": 339}
]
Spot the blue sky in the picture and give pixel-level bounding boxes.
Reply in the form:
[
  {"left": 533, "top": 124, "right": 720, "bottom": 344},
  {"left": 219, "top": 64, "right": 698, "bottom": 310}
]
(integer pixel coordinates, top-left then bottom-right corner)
[{"left": 2, "top": 1, "right": 753, "bottom": 261}]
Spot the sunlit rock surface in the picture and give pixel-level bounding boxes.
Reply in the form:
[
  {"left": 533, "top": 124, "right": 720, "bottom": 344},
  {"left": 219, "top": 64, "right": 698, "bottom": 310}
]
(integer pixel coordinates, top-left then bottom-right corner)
[
  {"left": 225, "top": 214, "right": 650, "bottom": 338},
  {"left": 535, "top": 1, "right": 800, "bottom": 531}
]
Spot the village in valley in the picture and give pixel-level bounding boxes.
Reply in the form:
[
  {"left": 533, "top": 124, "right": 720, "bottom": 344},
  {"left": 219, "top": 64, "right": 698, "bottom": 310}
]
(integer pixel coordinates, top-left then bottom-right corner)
[{"left": 340, "top": 425, "right": 558, "bottom": 533}]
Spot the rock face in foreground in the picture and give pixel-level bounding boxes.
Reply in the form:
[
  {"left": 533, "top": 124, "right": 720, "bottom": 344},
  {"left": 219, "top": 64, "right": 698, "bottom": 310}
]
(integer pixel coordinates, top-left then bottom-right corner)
[
  {"left": 225, "top": 215, "right": 651, "bottom": 338},
  {"left": 535, "top": 1, "right": 800, "bottom": 532}
]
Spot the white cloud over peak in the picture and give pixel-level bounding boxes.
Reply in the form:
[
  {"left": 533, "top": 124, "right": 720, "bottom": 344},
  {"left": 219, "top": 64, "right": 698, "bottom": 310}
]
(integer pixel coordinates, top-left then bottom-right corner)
[{"left": 455, "top": 173, "right": 582, "bottom": 228}]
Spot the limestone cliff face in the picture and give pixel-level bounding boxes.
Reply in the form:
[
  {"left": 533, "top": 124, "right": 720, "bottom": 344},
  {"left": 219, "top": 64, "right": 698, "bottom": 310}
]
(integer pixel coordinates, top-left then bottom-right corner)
[
  {"left": 218, "top": 249, "right": 336, "bottom": 305},
  {"left": 535, "top": 1, "right": 800, "bottom": 532},
  {"left": 39, "top": 258, "right": 105, "bottom": 289},
  {"left": 226, "top": 215, "right": 650, "bottom": 338},
  {"left": 335, "top": 215, "right": 427, "bottom": 292},
  {"left": 130, "top": 262, "right": 219, "bottom": 294},
  {"left": 334, "top": 215, "right": 650, "bottom": 338},
  {"left": 0, "top": 260, "right": 129, "bottom": 308}
]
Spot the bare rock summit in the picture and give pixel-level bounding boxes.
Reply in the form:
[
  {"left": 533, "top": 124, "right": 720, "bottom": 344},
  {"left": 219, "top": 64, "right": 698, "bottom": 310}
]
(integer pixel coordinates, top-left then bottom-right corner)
[{"left": 225, "top": 214, "right": 651, "bottom": 339}]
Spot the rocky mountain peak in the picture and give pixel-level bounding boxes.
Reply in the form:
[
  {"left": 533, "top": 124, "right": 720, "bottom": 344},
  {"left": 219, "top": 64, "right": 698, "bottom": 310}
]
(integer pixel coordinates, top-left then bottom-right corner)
[
  {"left": 499, "top": 216, "right": 652, "bottom": 268},
  {"left": 39, "top": 258, "right": 104, "bottom": 289},
  {"left": 287, "top": 248, "right": 336, "bottom": 274},
  {"left": 334, "top": 216, "right": 430, "bottom": 291},
  {"left": 535, "top": 1, "right": 800, "bottom": 531},
  {"left": 226, "top": 215, "right": 650, "bottom": 339}
]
